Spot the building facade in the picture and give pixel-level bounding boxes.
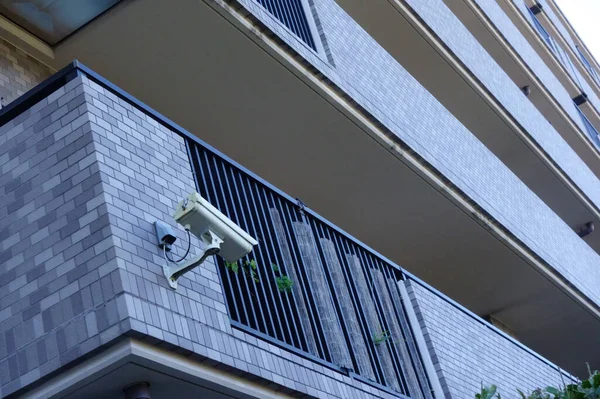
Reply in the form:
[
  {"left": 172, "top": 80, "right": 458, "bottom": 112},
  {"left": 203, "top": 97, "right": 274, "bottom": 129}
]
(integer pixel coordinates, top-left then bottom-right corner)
[{"left": 0, "top": 0, "right": 599, "bottom": 398}]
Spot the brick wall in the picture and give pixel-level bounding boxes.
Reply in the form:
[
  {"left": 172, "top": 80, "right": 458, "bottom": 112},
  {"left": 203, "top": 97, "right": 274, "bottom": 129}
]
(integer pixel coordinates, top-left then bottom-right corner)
[
  {"left": 0, "top": 38, "right": 53, "bottom": 107},
  {"left": 0, "top": 76, "right": 130, "bottom": 397},
  {"left": 406, "top": 279, "right": 575, "bottom": 399}
]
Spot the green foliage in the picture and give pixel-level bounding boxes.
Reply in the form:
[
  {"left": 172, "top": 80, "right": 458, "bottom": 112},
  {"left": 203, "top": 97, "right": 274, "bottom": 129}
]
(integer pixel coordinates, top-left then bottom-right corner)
[
  {"left": 476, "top": 385, "right": 500, "bottom": 399},
  {"left": 272, "top": 263, "right": 293, "bottom": 293},
  {"left": 372, "top": 331, "right": 391, "bottom": 345},
  {"left": 223, "top": 259, "right": 259, "bottom": 283},
  {"left": 245, "top": 259, "right": 257, "bottom": 271},
  {"left": 242, "top": 259, "right": 259, "bottom": 283},
  {"left": 480, "top": 368, "right": 600, "bottom": 399},
  {"left": 517, "top": 388, "right": 552, "bottom": 399},
  {"left": 224, "top": 259, "right": 296, "bottom": 293},
  {"left": 224, "top": 260, "right": 239, "bottom": 273},
  {"left": 275, "top": 275, "right": 294, "bottom": 293}
]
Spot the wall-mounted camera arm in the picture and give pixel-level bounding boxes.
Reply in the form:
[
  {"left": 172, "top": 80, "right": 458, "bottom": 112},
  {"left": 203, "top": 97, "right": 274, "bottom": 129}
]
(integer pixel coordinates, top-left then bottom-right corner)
[
  {"left": 163, "top": 230, "right": 223, "bottom": 289},
  {"left": 161, "top": 192, "right": 258, "bottom": 290}
]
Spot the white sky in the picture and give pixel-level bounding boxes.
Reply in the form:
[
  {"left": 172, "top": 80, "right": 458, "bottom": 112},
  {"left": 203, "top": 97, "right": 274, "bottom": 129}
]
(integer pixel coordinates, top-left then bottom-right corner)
[{"left": 554, "top": 0, "right": 600, "bottom": 63}]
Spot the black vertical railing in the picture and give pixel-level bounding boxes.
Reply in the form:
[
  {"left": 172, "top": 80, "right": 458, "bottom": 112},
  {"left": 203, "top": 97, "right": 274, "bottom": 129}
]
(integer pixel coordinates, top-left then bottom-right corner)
[
  {"left": 254, "top": 0, "right": 317, "bottom": 50},
  {"left": 187, "top": 140, "right": 434, "bottom": 398}
]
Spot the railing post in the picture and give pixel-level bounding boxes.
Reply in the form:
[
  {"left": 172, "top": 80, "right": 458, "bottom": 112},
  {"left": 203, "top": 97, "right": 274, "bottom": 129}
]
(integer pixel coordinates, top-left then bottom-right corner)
[{"left": 397, "top": 279, "right": 446, "bottom": 399}]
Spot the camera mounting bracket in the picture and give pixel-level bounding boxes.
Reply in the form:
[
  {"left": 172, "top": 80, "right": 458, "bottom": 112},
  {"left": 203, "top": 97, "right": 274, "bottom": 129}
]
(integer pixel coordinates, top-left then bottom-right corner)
[{"left": 163, "top": 230, "right": 223, "bottom": 289}]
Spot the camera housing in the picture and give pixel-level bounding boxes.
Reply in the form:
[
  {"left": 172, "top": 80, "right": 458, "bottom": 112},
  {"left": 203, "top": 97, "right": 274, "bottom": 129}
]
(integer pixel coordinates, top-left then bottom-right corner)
[
  {"left": 173, "top": 192, "right": 257, "bottom": 262},
  {"left": 162, "top": 191, "right": 257, "bottom": 289}
]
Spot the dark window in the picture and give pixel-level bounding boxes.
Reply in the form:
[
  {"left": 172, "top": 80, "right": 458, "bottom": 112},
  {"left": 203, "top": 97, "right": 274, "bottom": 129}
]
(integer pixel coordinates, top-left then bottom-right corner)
[
  {"left": 254, "top": 0, "right": 316, "bottom": 50},
  {"left": 0, "top": 0, "right": 121, "bottom": 45}
]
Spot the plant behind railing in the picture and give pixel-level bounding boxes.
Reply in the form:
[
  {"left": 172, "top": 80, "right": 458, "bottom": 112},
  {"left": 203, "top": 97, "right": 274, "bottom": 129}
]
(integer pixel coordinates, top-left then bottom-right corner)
[{"left": 476, "top": 368, "right": 600, "bottom": 399}]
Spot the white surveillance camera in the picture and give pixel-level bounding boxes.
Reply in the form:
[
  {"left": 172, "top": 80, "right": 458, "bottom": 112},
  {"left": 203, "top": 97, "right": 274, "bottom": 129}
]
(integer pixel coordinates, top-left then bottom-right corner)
[{"left": 162, "top": 191, "right": 258, "bottom": 289}]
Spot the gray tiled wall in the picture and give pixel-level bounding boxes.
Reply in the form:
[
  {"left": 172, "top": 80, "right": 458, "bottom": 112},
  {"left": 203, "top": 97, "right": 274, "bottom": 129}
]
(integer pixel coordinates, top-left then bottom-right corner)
[
  {"left": 0, "top": 77, "right": 129, "bottom": 397},
  {"left": 0, "top": 38, "right": 53, "bottom": 107},
  {"left": 405, "top": 0, "right": 600, "bottom": 212},
  {"left": 406, "top": 279, "right": 575, "bottom": 399}
]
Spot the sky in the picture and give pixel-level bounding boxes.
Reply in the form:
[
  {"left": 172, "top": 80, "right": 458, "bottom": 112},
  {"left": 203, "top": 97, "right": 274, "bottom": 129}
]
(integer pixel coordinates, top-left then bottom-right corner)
[{"left": 554, "top": 0, "right": 600, "bottom": 63}]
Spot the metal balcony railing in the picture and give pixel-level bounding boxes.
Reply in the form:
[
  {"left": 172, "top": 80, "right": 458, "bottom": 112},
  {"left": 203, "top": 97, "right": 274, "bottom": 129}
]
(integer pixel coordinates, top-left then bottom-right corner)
[
  {"left": 254, "top": 0, "right": 316, "bottom": 50},
  {"left": 550, "top": 36, "right": 584, "bottom": 88},
  {"left": 576, "top": 105, "right": 600, "bottom": 149},
  {"left": 525, "top": 6, "right": 586, "bottom": 89},
  {"left": 576, "top": 46, "right": 600, "bottom": 86},
  {"left": 528, "top": 7, "right": 555, "bottom": 50},
  {"left": 187, "top": 141, "right": 433, "bottom": 398}
]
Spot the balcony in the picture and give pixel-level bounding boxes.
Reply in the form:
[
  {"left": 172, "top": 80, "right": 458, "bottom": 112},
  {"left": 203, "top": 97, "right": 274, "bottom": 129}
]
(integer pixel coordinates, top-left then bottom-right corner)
[
  {"left": 0, "top": 60, "right": 587, "bottom": 399},
  {"left": 437, "top": 0, "right": 600, "bottom": 182},
  {"left": 405, "top": 275, "right": 578, "bottom": 398},
  {"left": 536, "top": 0, "right": 600, "bottom": 94},
  {"left": 6, "top": 0, "right": 600, "bottom": 380}
]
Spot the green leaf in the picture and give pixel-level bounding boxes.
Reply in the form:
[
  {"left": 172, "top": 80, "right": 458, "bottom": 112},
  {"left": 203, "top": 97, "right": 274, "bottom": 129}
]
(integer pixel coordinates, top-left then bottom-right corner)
[
  {"left": 275, "top": 275, "right": 293, "bottom": 293},
  {"left": 224, "top": 261, "right": 239, "bottom": 273},
  {"left": 250, "top": 270, "right": 260, "bottom": 283},
  {"left": 546, "top": 386, "right": 560, "bottom": 395},
  {"left": 592, "top": 372, "right": 600, "bottom": 389},
  {"left": 372, "top": 331, "right": 392, "bottom": 345}
]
